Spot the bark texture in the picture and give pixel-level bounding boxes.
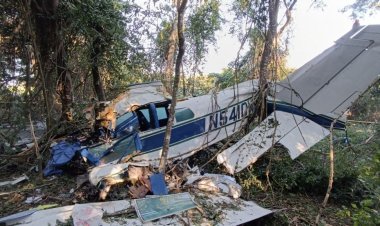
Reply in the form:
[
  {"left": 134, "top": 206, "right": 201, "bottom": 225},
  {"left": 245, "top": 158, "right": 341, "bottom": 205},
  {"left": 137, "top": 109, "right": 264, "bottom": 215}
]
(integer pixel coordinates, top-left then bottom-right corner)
[
  {"left": 163, "top": 22, "right": 178, "bottom": 94},
  {"left": 91, "top": 25, "right": 106, "bottom": 101},
  {"left": 256, "top": 0, "right": 280, "bottom": 121},
  {"left": 30, "top": 0, "right": 60, "bottom": 130},
  {"left": 57, "top": 42, "right": 73, "bottom": 121},
  {"left": 159, "top": 0, "right": 188, "bottom": 173}
]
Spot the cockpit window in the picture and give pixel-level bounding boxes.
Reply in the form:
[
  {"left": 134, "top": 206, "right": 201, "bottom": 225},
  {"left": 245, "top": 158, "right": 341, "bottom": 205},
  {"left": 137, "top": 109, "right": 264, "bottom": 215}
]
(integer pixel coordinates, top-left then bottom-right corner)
[
  {"left": 175, "top": 108, "right": 195, "bottom": 122},
  {"left": 136, "top": 108, "right": 151, "bottom": 131},
  {"left": 116, "top": 112, "right": 134, "bottom": 126},
  {"left": 135, "top": 102, "right": 170, "bottom": 131},
  {"left": 114, "top": 112, "right": 139, "bottom": 138},
  {"left": 156, "top": 107, "right": 168, "bottom": 127}
]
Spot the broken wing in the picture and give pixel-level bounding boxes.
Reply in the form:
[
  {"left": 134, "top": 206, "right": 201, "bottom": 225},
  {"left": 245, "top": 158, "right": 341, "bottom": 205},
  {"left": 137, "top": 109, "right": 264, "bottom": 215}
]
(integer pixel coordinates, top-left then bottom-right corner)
[{"left": 217, "top": 111, "right": 330, "bottom": 174}]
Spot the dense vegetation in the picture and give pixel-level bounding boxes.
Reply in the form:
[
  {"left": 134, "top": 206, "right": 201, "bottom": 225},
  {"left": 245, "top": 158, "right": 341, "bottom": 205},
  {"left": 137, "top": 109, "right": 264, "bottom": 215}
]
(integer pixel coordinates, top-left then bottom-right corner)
[{"left": 0, "top": 0, "right": 379, "bottom": 225}]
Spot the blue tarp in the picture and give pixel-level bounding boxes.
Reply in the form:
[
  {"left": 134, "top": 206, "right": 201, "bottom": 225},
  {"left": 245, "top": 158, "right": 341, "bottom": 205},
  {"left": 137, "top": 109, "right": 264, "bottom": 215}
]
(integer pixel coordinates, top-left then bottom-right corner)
[{"left": 43, "top": 141, "right": 99, "bottom": 177}]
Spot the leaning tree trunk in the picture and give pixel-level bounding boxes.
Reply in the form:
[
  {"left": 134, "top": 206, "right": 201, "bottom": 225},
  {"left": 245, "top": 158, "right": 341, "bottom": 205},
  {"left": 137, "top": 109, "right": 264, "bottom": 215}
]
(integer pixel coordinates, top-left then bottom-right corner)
[
  {"left": 159, "top": 0, "right": 188, "bottom": 173},
  {"left": 256, "top": 0, "right": 280, "bottom": 121}
]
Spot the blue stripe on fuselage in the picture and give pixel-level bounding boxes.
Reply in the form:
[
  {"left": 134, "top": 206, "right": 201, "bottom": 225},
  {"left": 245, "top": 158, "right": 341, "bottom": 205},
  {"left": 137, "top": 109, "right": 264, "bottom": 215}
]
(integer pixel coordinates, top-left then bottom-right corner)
[{"left": 140, "top": 118, "right": 206, "bottom": 152}]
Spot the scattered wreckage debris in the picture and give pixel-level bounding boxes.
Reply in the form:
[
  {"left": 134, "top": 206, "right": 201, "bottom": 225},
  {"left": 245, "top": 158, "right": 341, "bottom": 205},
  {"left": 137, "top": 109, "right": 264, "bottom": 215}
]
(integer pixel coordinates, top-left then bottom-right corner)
[
  {"left": 0, "top": 192, "right": 272, "bottom": 226},
  {"left": 0, "top": 175, "right": 29, "bottom": 187},
  {"left": 0, "top": 204, "right": 58, "bottom": 225},
  {"left": 24, "top": 196, "right": 43, "bottom": 204},
  {"left": 0, "top": 159, "right": 272, "bottom": 225},
  {"left": 185, "top": 173, "right": 242, "bottom": 199},
  {"left": 43, "top": 140, "right": 99, "bottom": 177},
  {"left": 134, "top": 192, "right": 197, "bottom": 222}
]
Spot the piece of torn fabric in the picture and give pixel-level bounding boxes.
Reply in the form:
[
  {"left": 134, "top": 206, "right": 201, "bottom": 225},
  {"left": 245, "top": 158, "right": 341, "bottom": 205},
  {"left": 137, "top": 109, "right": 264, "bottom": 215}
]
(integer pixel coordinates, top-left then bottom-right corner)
[
  {"left": 217, "top": 111, "right": 330, "bottom": 174},
  {"left": 72, "top": 204, "right": 106, "bottom": 226},
  {"left": 43, "top": 141, "right": 79, "bottom": 176},
  {"left": 43, "top": 141, "right": 99, "bottom": 177}
]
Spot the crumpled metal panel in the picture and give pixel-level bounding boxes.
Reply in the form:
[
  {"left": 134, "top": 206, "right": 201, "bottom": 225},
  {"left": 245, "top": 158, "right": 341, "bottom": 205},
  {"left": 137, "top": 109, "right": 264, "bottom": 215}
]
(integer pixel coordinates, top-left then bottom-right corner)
[{"left": 113, "top": 81, "right": 171, "bottom": 116}]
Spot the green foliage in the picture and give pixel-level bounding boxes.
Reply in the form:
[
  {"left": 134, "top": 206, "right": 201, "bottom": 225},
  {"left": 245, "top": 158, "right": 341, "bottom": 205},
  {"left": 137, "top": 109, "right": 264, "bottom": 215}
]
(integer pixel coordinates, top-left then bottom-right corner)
[
  {"left": 187, "top": 0, "right": 222, "bottom": 61},
  {"left": 231, "top": 0, "right": 268, "bottom": 31},
  {"left": 228, "top": 0, "right": 292, "bottom": 82},
  {"left": 209, "top": 68, "right": 235, "bottom": 89},
  {"left": 60, "top": 0, "right": 148, "bottom": 92},
  {"left": 267, "top": 143, "right": 364, "bottom": 200},
  {"left": 339, "top": 148, "right": 380, "bottom": 225},
  {"left": 209, "top": 67, "right": 250, "bottom": 89},
  {"left": 348, "top": 82, "right": 380, "bottom": 121},
  {"left": 155, "top": 20, "right": 174, "bottom": 60},
  {"left": 343, "top": 0, "right": 380, "bottom": 18}
]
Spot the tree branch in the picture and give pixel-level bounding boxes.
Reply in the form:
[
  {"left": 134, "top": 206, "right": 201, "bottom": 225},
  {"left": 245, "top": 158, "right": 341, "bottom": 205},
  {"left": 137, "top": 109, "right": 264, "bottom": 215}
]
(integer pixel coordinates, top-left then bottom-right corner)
[{"left": 315, "top": 119, "right": 337, "bottom": 224}]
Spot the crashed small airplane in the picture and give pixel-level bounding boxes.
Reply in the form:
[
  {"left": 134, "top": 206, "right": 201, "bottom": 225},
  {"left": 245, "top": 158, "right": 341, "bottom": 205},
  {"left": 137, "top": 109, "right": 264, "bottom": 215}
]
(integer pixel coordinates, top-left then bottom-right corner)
[{"left": 44, "top": 25, "right": 380, "bottom": 178}]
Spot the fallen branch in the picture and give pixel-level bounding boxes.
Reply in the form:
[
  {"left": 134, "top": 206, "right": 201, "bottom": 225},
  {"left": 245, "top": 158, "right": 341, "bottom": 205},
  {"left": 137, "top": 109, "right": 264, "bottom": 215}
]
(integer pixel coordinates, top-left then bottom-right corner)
[
  {"left": 347, "top": 120, "right": 378, "bottom": 124},
  {"left": 29, "top": 113, "right": 42, "bottom": 177},
  {"left": 0, "top": 183, "right": 53, "bottom": 197},
  {"left": 315, "top": 119, "right": 337, "bottom": 224}
]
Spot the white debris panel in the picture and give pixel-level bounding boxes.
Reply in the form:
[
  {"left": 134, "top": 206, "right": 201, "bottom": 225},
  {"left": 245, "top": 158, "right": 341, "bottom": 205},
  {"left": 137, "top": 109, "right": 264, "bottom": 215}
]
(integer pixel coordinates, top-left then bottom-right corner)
[
  {"left": 185, "top": 173, "right": 242, "bottom": 199},
  {"left": 217, "top": 111, "right": 330, "bottom": 174},
  {"left": 4, "top": 194, "right": 272, "bottom": 226}
]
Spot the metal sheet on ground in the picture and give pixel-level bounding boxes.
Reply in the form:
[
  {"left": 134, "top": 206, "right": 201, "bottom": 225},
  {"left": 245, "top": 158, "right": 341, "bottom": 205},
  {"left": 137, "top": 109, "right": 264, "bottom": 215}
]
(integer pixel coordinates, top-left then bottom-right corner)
[
  {"left": 134, "top": 192, "right": 197, "bottom": 222},
  {"left": 4, "top": 194, "right": 272, "bottom": 225}
]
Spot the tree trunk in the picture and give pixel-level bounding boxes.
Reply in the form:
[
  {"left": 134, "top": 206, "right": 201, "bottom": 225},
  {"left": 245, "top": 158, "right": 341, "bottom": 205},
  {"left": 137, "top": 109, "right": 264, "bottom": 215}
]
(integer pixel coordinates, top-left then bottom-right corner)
[
  {"left": 163, "top": 21, "right": 178, "bottom": 94},
  {"left": 30, "top": 0, "right": 60, "bottom": 131},
  {"left": 159, "top": 0, "right": 188, "bottom": 173},
  {"left": 57, "top": 41, "right": 73, "bottom": 121},
  {"left": 259, "top": 0, "right": 279, "bottom": 87},
  {"left": 91, "top": 35, "right": 106, "bottom": 101},
  {"left": 181, "top": 63, "right": 186, "bottom": 96},
  {"left": 256, "top": 0, "right": 280, "bottom": 121}
]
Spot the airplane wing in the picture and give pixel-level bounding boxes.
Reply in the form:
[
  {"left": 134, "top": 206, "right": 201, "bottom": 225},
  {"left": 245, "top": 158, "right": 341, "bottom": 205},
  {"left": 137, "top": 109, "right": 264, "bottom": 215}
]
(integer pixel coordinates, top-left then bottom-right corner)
[
  {"left": 218, "top": 25, "right": 380, "bottom": 174},
  {"left": 274, "top": 25, "right": 380, "bottom": 120},
  {"left": 217, "top": 111, "right": 329, "bottom": 174}
]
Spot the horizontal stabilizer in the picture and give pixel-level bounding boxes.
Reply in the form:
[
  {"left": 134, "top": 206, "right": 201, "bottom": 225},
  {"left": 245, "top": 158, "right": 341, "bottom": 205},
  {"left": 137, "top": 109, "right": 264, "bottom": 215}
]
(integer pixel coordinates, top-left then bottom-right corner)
[
  {"left": 275, "top": 25, "right": 380, "bottom": 118},
  {"left": 217, "top": 111, "right": 330, "bottom": 174}
]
